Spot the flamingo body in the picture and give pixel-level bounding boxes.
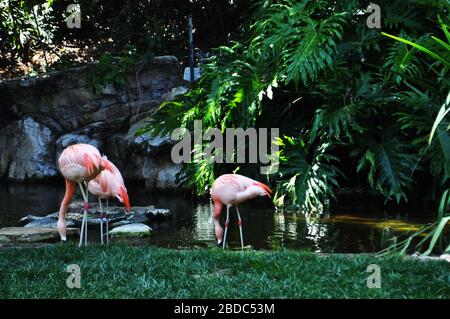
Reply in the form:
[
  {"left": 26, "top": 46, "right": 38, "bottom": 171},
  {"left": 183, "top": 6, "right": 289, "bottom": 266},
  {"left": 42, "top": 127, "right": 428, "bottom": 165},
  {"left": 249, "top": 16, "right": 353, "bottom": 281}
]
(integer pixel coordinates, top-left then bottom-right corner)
[
  {"left": 88, "top": 160, "right": 131, "bottom": 211},
  {"left": 211, "top": 174, "right": 271, "bottom": 206},
  {"left": 57, "top": 143, "right": 113, "bottom": 242},
  {"left": 210, "top": 174, "right": 272, "bottom": 248},
  {"left": 86, "top": 159, "right": 130, "bottom": 245},
  {"left": 58, "top": 144, "right": 112, "bottom": 183}
]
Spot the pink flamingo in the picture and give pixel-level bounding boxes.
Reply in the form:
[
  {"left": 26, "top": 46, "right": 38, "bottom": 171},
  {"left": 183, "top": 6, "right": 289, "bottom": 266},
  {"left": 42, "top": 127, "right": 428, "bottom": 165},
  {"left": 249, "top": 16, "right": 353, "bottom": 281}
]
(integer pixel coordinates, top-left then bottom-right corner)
[
  {"left": 210, "top": 174, "right": 272, "bottom": 249},
  {"left": 57, "top": 143, "right": 113, "bottom": 246},
  {"left": 88, "top": 159, "right": 131, "bottom": 245}
]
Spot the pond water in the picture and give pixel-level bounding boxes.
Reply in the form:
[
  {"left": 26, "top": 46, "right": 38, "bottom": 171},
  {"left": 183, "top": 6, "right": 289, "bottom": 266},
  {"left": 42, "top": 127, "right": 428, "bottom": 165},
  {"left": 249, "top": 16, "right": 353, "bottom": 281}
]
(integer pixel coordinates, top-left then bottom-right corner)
[{"left": 0, "top": 183, "right": 434, "bottom": 253}]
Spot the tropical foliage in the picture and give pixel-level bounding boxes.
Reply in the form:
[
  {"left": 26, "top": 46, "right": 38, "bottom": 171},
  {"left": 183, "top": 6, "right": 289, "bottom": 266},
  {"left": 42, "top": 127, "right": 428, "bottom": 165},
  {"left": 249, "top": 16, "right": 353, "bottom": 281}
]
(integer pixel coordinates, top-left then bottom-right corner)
[
  {"left": 143, "top": 0, "right": 450, "bottom": 227},
  {"left": 379, "top": 15, "right": 450, "bottom": 255},
  {"left": 0, "top": 0, "right": 249, "bottom": 78},
  {"left": 2, "top": 0, "right": 449, "bottom": 254}
]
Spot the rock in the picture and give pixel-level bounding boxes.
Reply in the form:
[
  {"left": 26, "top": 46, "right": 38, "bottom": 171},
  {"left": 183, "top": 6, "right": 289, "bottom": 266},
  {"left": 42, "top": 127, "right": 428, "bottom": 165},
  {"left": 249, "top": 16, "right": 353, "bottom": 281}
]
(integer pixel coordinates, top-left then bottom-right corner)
[
  {"left": 0, "top": 56, "right": 188, "bottom": 190},
  {"left": 440, "top": 254, "right": 450, "bottom": 263},
  {"left": 0, "top": 117, "right": 58, "bottom": 181},
  {"left": 0, "top": 57, "right": 183, "bottom": 132},
  {"left": 161, "top": 86, "right": 189, "bottom": 101},
  {"left": 65, "top": 201, "right": 170, "bottom": 226},
  {"left": 20, "top": 202, "right": 170, "bottom": 231},
  {"left": 148, "top": 208, "right": 171, "bottom": 217},
  {"left": 20, "top": 214, "right": 44, "bottom": 225},
  {"left": 155, "top": 161, "right": 184, "bottom": 190},
  {"left": 109, "top": 223, "right": 152, "bottom": 237},
  {"left": 125, "top": 118, "right": 174, "bottom": 156},
  {"left": 104, "top": 113, "right": 185, "bottom": 190},
  {"left": 152, "top": 55, "right": 180, "bottom": 65},
  {"left": 24, "top": 216, "right": 74, "bottom": 228},
  {"left": 0, "top": 227, "right": 78, "bottom": 243},
  {"left": 55, "top": 133, "right": 102, "bottom": 156},
  {"left": 132, "top": 206, "right": 171, "bottom": 220},
  {"left": 110, "top": 211, "right": 149, "bottom": 227},
  {"left": 67, "top": 201, "right": 124, "bottom": 215},
  {"left": 46, "top": 212, "right": 58, "bottom": 218},
  {"left": 66, "top": 201, "right": 127, "bottom": 226}
]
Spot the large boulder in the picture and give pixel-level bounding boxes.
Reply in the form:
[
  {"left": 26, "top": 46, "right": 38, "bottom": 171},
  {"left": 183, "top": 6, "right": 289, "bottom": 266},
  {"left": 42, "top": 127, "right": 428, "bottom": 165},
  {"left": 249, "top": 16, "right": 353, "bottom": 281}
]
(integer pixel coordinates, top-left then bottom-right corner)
[
  {"left": 109, "top": 223, "right": 152, "bottom": 237},
  {"left": 0, "top": 117, "right": 58, "bottom": 181}
]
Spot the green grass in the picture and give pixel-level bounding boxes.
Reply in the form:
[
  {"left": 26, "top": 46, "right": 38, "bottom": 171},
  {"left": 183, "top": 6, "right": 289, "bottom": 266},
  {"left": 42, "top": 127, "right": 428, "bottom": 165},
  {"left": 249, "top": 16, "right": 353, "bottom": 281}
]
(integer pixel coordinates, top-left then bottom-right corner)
[{"left": 0, "top": 244, "right": 449, "bottom": 298}]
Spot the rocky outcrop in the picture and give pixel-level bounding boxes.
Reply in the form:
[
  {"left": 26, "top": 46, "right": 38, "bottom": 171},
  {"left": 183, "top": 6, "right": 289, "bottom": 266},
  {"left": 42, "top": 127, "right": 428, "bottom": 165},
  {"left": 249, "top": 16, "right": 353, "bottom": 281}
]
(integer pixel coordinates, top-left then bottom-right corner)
[
  {"left": 0, "top": 227, "right": 78, "bottom": 243},
  {"left": 0, "top": 56, "right": 189, "bottom": 190},
  {"left": 0, "top": 117, "right": 58, "bottom": 181},
  {"left": 21, "top": 201, "right": 171, "bottom": 228},
  {"left": 23, "top": 216, "right": 74, "bottom": 228},
  {"left": 115, "top": 118, "right": 184, "bottom": 188}
]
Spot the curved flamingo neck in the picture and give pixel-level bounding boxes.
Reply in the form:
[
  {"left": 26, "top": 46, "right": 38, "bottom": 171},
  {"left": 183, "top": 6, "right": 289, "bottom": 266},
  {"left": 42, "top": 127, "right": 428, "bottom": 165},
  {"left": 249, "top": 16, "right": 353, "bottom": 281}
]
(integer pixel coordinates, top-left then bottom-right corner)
[
  {"left": 212, "top": 198, "right": 223, "bottom": 218},
  {"left": 57, "top": 179, "right": 75, "bottom": 241},
  {"left": 61, "top": 179, "right": 75, "bottom": 209},
  {"left": 212, "top": 198, "right": 224, "bottom": 244}
]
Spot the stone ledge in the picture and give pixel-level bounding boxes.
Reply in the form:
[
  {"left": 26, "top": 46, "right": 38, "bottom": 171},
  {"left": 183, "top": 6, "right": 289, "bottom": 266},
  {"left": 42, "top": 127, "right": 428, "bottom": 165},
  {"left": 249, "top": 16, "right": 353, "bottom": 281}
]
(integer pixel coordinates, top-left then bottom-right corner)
[{"left": 0, "top": 227, "right": 78, "bottom": 243}]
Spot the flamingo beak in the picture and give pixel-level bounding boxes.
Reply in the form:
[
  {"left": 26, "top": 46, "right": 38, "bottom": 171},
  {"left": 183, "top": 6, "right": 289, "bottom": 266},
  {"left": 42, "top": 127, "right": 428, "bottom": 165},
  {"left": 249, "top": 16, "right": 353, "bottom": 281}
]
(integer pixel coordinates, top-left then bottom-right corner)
[{"left": 118, "top": 187, "right": 131, "bottom": 212}]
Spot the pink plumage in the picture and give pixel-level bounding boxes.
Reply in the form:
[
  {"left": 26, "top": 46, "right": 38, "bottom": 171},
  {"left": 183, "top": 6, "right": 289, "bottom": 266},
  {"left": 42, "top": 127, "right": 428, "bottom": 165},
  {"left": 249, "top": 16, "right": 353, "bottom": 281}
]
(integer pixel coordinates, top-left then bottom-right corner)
[
  {"left": 211, "top": 174, "right": 272, "bottom": 205},
  {"left": 56, "top": 143, "right": 113, "bottom": 242},
  {"left": 210, "top": 174, "right": 272, "bottom": 248},
  {"left": 58, "top": 143, "right": 113, "bottom": 183},
  {"left": 88, "top": 159, "right": 131, "bottom": 211}
]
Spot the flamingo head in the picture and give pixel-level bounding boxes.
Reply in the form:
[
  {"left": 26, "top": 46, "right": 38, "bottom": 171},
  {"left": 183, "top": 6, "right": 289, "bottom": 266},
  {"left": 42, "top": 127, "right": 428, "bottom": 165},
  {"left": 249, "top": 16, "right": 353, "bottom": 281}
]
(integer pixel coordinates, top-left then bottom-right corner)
[
  {"left": 254, "top": 182, "right": 272, "bottom": 198},
  {"left": 212, "top": 198, "right": 224, "bottom": 245},
  {"left": 116, "top": 186, "right": 131, "bottom": 213},
  {"left": 215, "top": 223, "right": 224, "bottom": 246}
]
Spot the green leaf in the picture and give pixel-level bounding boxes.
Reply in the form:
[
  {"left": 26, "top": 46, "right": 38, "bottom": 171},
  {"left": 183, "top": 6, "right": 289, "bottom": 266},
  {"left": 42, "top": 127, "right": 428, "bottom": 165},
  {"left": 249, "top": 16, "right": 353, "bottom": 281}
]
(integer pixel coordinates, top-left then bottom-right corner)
[
  {"left": 381, "top": 32, "right": 450, "bottom": 68},
  {"left": 429, "top": 92, "right": 450, "bottom": 145},
  {"left": 423, "top": 216, "right": 450, "bottom": 256},
  {"left": 270, "top": 135, "right": 341, "bottom": 211},
  {"left": 354, "top": 128, "right": 417, "bottom": 203}
]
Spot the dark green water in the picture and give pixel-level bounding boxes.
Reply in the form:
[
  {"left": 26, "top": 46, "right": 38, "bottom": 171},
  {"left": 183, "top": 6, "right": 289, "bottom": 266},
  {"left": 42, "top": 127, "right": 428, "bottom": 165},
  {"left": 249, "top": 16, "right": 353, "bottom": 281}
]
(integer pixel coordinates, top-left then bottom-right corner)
[{"left": 0, "top": 183, "right": 433, "bottom": 253}]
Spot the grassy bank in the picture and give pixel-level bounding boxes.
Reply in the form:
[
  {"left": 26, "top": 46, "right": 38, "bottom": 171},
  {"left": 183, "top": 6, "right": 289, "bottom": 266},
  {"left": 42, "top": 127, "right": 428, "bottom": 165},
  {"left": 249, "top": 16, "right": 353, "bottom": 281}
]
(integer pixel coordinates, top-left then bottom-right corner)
[{"left": 0, "top": 244, "right": 449, "bottom": 298}]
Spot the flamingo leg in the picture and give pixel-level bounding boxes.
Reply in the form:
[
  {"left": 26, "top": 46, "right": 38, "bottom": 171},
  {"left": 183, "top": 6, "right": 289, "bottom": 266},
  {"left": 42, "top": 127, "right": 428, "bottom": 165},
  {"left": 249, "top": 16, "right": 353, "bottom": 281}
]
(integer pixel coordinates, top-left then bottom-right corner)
[
  {"left": 83, "top": 182, "right": 88, "bottom": 246},
  {"left": 106, "top": 210, "right": 109, "bottom": 245},
  {"left": 78, "top": 183, "right": 89, "bottom": 247},
  {"left": 222, "top": 205, "right": 230, "bottom": 249},
  {"left": 105, "top": 198, "right": 109, "bottom": 245},
  {"left": 78, "top": 212, "right": 85, "bottom": 247},
  {"left": 99, "top": 198, "right": 104, "bottom": 245},
  {"left": 236, "top": 205, "right": 244, "bottom": 249}
]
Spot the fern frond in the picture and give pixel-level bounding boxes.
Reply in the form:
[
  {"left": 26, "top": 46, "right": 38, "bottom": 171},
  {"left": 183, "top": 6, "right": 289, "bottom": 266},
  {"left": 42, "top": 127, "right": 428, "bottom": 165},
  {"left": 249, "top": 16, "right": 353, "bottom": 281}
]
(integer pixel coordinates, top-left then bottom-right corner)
[
  {"left": 353, "top": 126, "right": 418, "bottom": 203},
  {"left": 382, "top": 32, "right": 424, "bottom": 83}
]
